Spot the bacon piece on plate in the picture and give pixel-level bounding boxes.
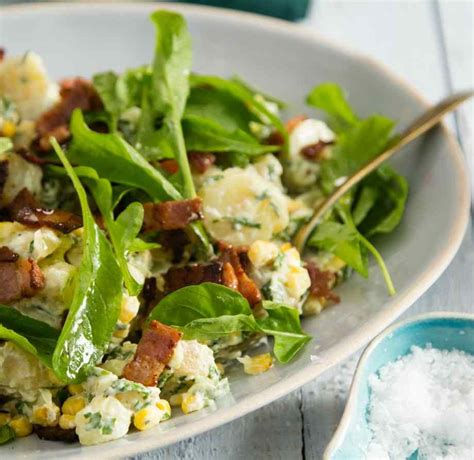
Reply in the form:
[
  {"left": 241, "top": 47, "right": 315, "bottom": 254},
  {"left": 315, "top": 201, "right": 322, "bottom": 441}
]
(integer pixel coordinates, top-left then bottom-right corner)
[
  {"left": 8, "top": 188, "right": 82, "bottom": 234},
  {"left": 188, "top": 152, "right": 216, "bottom": 174},
  {"left": 0, "top": 258, "right": 45, "bottom": 303},
  {"left": 122, "top": 320, "right": 182, "bottom": 386},
  {"left": 36, "top": 77, "right": 102, "bottom": 151},
  {"left": 305, "top": 262, "right": 340, "bottom": 303},
  {"left": 0, "top": 246, "right": 19, "bottom": 262},
  {"left": 164, "top": 261, "right": 223, "bottom": 293},
  {"left": 219, "top": 243, "right": 261, "bottom": 306},
  {"left": 142, "top": 197, "right": 203, "bottom": 232}
]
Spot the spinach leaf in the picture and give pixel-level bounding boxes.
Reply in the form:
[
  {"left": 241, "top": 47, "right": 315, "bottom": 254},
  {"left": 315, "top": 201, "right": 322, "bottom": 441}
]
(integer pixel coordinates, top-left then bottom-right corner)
[
  {"left": 190, "top": 74, "right": 287, "bottom": 143},
  {"left": 257, "top": 302, "right": 311, "bottom": 363},
  {"left": 308, "top": 219, "right": 368, "bottom": 277},
  {"left": 0, "top": 137, "right": 12, "bottom": 154},
  {"left": 148, "top": 283, "right": 310, "bottom": 362},
  {"left": 0, "top": 306, "right": 59, "bottom": 364},
  {"left": 321, "top": 115, "right": 395, "bottom": 193},
  {"left": 68, "top": 110, "right": 181, "bottom": 202},
  {"left": 306, "top": 82, "right": 358, "bottom": 132},
  {"left": 150, "top": 10, "right": 195, "bottom": 199},
  {"left": 51, "top": 139, "right": 123, "bottom": 382},
  {"left": 183, "top": 115, "right": 279, "bottom": 155},
  {"left": 355, "top": 165, "right": 409, "bottom": 237},
  {"left": 0, "top": 425, "right": 15, "bottom": 445},
  {"left": 185, "top": 85, "right": 256, "bottom": 133}
]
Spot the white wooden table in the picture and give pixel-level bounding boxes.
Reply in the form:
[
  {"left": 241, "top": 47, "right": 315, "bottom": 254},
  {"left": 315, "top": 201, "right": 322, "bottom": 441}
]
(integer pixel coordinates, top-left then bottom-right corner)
[{"left": 131, "top": 1, "right": 473, "bottom": 459}]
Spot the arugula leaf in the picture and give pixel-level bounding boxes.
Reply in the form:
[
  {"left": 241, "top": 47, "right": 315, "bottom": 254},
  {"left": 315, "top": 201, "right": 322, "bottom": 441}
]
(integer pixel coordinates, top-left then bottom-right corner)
[
  {"left": 92, "top": 71, "right": 125, "bottom": 129},
  {"left": 51, "top": 139, "right": 123, "bottom": 382},
  {"left": 306, "top": 82, "right": 358, "bottom": 132},
  {"left": 308, "top": 219, "right": 368, "bottom": 276},
  {"left": 355, "top": 165, "right": 409, "bottom": 237},
  {"left": 183, "top": 115, "right": 279, "bottom": 155},
  {"left": 0, "top": 424, "right": 15, "bottom": 445},
  {"left": 190, "top": 74, "right": 287, "bottom": 143},
  {"left": 148, "top": 283, "right": 310, "bottom": 362},
  {"left": 185, "top": 85, "right": 256, "bottom": 133},
  {"left": 257, "top": 302, "right": 311, "bottom": 363},
  {"left": 321, "top": 115, "right": 395, "bottom": 192},
  {"left": 68, "top": 110, "right": 182, "bottom": 202},
  {"left": 0, "top": 137, "right": 12, "bottom": 154},
  {"left": 150, "top": 10, "right": 195, "bottom": 199},
  {"left": 0, "top": 306, "right": 59, "bottom": 364},
  {"left": 231, "top": 76, "right": 286, "bottom": 109}
]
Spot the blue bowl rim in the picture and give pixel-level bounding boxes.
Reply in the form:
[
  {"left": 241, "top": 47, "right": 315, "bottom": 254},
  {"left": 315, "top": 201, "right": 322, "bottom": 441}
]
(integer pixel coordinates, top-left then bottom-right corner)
[{"left": 323, "top": 311, "right": 474, "bottom": 459}]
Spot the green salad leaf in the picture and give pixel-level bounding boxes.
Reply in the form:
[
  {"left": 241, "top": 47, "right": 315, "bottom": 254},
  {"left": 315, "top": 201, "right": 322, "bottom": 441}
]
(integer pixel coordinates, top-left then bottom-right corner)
[
  {"left": 68, "top": 110, "right": 181, "bottom": 202},
  {"left": 150, "top": 10, "right": 195, "bottom": 199},
  {"left": 306, "top": 82, "right": 358, "bottom": 132},
  {"left": 308, "top": 219, "right": 368, "bottom": 277},
  {"left": 0, "top": 424, "right": 15, "bottom": 445},
  {"left": 190, "top": 74, "right": 287, "bottom": 144},
  {"left": 183, "top": 115, "right": 279, "bottom": 155},
  {"left": 0, "top": 306, "right": 59, "bottom": 364},
  {"left": 354, "top": 165, "right": 409, "bottom": 237},
  {"left": 148, "top": 283, "right": 310, "bottom": 362},
  {"left": 51, "top": 139, "right": 123, "bottom": 382}
]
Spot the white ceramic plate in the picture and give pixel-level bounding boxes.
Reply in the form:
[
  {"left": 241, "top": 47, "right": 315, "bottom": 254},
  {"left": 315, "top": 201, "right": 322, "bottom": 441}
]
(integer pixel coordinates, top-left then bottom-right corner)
[{"left": 0, "top": 3, "right": 470, "bottom": 458}]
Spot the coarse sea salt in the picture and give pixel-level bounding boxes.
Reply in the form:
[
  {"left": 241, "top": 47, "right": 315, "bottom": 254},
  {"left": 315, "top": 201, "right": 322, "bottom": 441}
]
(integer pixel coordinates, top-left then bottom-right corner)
[{"left": 365, "top": 345, "right": 474, "bottom": 460}]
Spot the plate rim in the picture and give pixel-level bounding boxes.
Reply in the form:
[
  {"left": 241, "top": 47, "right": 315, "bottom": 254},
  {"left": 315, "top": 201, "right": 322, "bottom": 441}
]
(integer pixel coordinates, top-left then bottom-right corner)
[{"left": 0, "top": 2, "right": 470, "bottom": 457}]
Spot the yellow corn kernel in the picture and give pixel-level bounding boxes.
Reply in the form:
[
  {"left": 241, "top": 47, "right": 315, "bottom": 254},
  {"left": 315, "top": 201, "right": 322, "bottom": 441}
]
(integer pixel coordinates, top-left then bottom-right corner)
[
  {"left": 156, "top": 400, "right": 171, "bottom": 419},
  {"left": 248, "top": 240, "right": 279, "bottom": 268},
  {"left": 9, "top": 415, "right": 32, "bottom": 437},
  {"left": 67, "top": 384, "right": 83, "bottom": 395},
  {"left": 113, "top": 325, "right": 130, "bottom": 339},
  {"left": 330, "top": 256, "right": 346, "bottom": 271},
  {"left": 280, "top": 242, "right": 292, "bottom": 252},
  {"left": 285, "top": 268, "right": 311, "bottom": 299},
  {"left": 119, "top": 296, "right": 140, "bottom": 323},
  {"left": 1, "top": 120, "right": 16, "bottom": 138},
  {"left": 59, "top": 414, "right": 76, "bottom": 430},
  {"left": 31, "top": 406, "right": 59, "bottom": 427},
  {"left": 238, "top": 353, "right": 273, "bottom": 375},
  {"left": 133, "top": 406, "right": 161, "bottom": 431},
  {"left": 181, "top": 393, "right": 205, "bottom": 414},
  {"left": 169, "top": 394, "right": 183, "bottom": 407},
  {"left": 62, "top": 395, "right": 86, "bottom": 416},
  {"left": 0, "top": 413, "right": 11, "bottom": 426}
]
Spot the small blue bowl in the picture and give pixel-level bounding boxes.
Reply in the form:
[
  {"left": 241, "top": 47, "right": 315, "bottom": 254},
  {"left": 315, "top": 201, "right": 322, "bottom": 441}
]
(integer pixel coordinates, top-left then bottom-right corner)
[{"left": 324, "top": 312, "right": 474, "bottom": 459}]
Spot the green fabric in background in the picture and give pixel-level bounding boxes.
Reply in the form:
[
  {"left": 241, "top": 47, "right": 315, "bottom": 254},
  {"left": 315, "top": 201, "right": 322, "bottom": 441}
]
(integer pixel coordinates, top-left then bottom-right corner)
[{"left": 175, "top": 0, "right": 311, "bottom": 21}]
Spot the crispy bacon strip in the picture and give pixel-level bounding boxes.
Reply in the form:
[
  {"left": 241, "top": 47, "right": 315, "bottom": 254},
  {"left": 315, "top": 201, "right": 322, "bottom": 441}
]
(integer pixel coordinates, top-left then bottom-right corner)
[
  {"left": 142, "top": 197, "right": 203, "bottom": 232},
  {"left": 0, "top": 258, "right": 45, "bottom": 304},
  {"left": 33, "top": 425, "right": 78, "bottom": 443},
  {"left": 219, "top": 243, "right": 261, "bottom": 306},
  {"left": 159, "top": 159, "right": 179, "bottom": 175},
  {"left": 164, "top": 261, "right": 223, "bottom": 293},
  {"left": 306, "top": 262, "right": 340, "bottom": 303},
  {"left": 36, "top": 77, "right": 102, "bottom": 151},
  {"left": 8, "top": 188, "right": 82, "bottom": 234},
  {"left": 0, "top": 246, "right": 19, "bottom": 262},
  {"left": 122, "top": 320, "right": 182, "bottom": 387},
  {"left": 188, "top": 152, "right": 216, "bottom": 174}
]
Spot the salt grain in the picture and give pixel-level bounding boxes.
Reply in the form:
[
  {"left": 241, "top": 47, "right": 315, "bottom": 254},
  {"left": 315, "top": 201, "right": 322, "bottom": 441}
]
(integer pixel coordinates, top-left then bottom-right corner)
[{"left": 365, "top": 345, "right": 474, "bottom": 459}]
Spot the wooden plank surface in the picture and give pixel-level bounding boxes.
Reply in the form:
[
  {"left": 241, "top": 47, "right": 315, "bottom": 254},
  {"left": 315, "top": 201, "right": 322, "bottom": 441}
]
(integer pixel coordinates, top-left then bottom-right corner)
[{"left": 135, "top": 1, "right": 473, "bottom": 458}]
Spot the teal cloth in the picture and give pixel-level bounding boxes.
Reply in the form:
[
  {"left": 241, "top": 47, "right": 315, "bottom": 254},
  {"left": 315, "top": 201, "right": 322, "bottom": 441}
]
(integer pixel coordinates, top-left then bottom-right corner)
[{"left": 175, "top": 0, "right": 311, "bottom": 21}]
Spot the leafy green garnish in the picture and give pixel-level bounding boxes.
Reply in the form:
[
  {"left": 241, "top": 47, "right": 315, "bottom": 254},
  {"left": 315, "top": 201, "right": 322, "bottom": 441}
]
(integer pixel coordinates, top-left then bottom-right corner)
[
  {"left": 149, "top": 10, "right": 195, "bottom": 199},
  {"left": 0, "top": 306, "right": 59, "bottom": 365},
  {"left": 306, "top": 82, "right": 358, "bottom": 132},
  {"left": 0, "top": 425, "right": 15, "bottom": 445},
  {"left": 68, "top": 110, "right": 181, "bottom": 202},
  {"left": 190, "top": 74, "right": 287, "bottom": 144},
  {"left": 0, "top": 137, "right": 13, "bottom": 155},
  {"left": 354, "top": 165, "right": 409, "bottom": 237},
  {"left": 51, "top": 139, "right": 123, "bottom": 382},
  {"left": 183, "top": 115, "right": 279, "bottom": 155},
  {"left": 148, "top": 283, "right": 310, "bottom": 363}
]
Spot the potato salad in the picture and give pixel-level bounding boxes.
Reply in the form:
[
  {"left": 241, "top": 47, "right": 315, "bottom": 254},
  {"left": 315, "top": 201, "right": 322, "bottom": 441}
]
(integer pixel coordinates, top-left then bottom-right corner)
[{"left": 0, "top": 11, "right": 408, "bottom": 447}]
